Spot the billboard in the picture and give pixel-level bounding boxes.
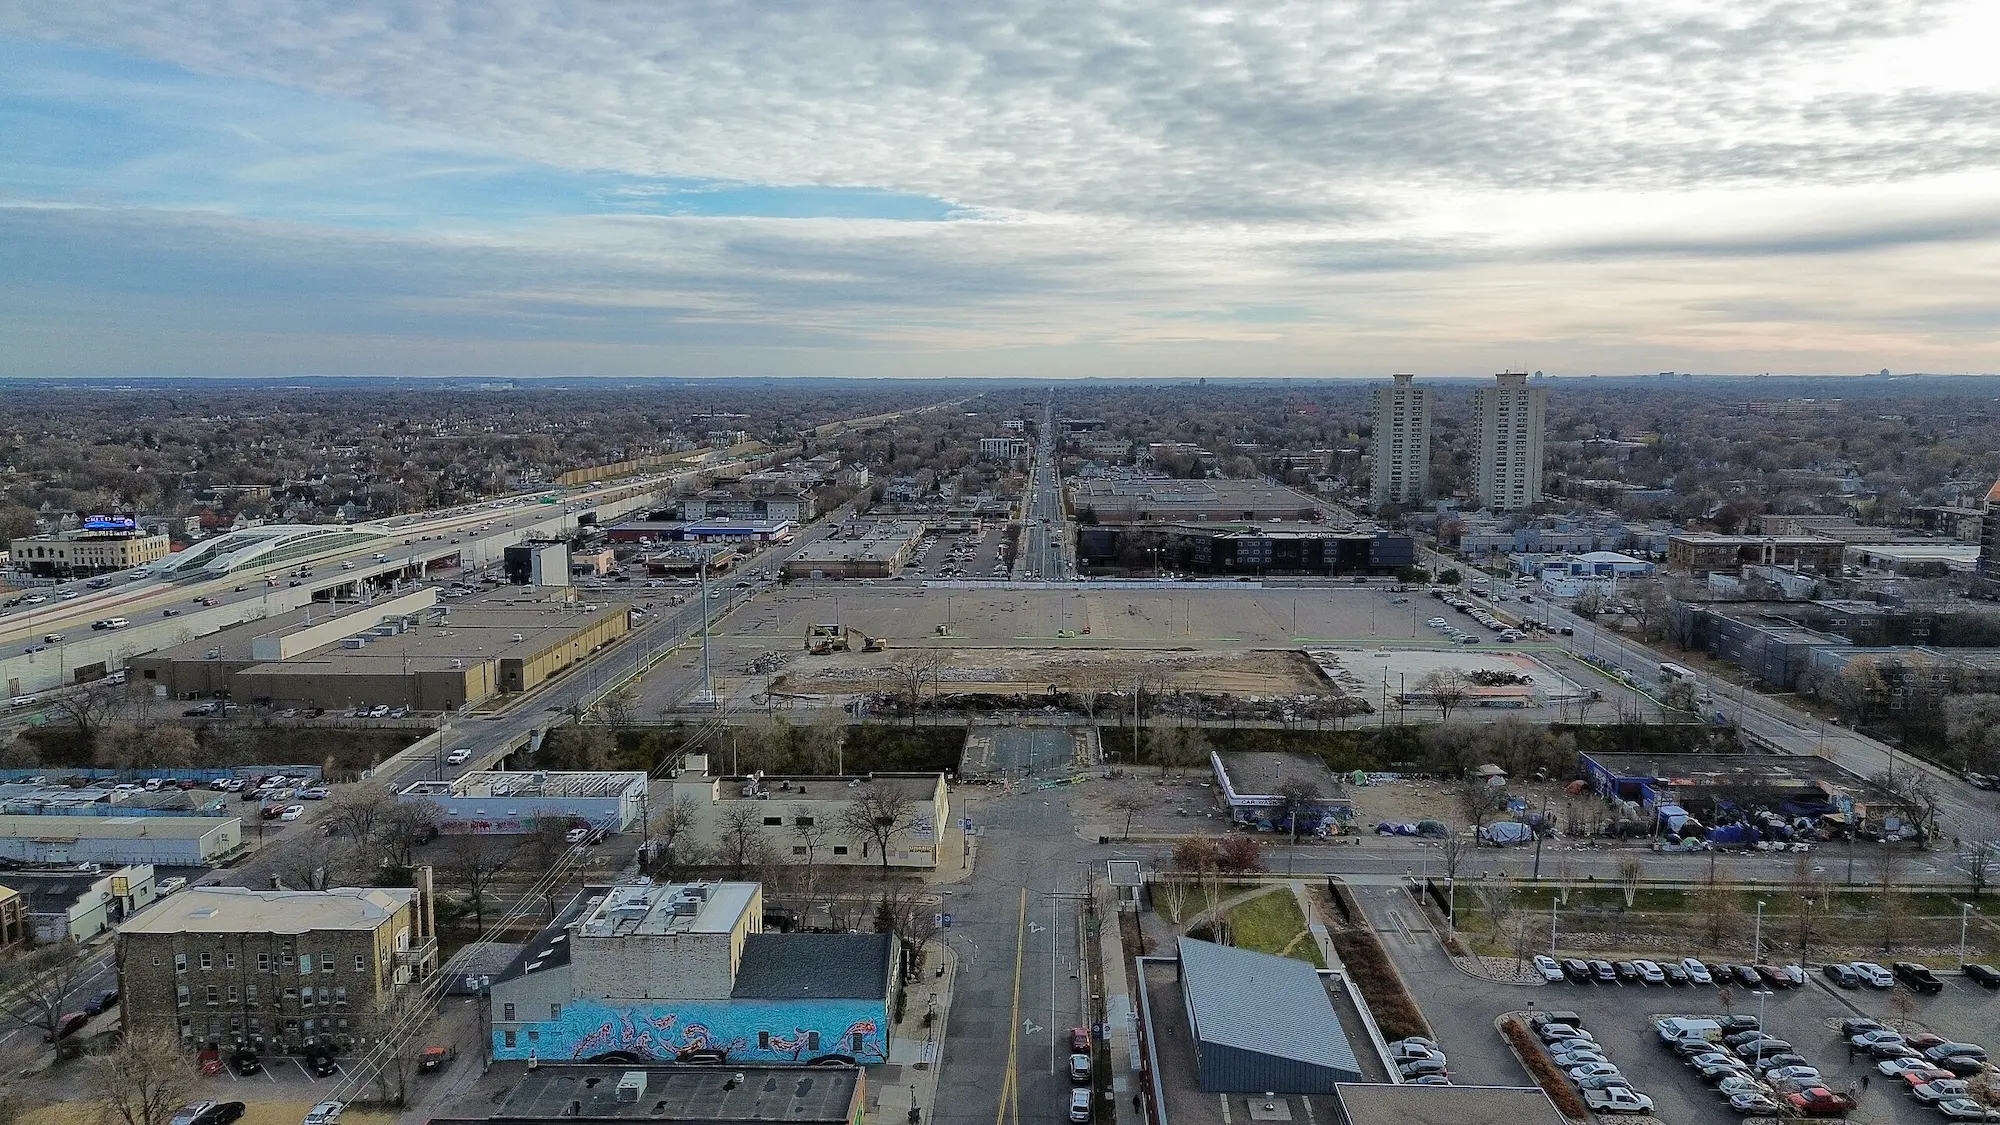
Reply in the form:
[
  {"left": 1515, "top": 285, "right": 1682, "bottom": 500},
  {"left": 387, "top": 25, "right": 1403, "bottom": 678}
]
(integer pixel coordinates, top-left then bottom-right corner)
[{"left": 83, "top": 515, "right": 137, "bottom": 532}]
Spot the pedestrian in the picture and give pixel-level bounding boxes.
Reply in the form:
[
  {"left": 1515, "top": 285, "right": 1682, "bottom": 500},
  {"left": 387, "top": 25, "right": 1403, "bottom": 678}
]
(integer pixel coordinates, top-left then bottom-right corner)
[
  {"left": 1847, "top": 1045, "right": 1856, "bottom": 1063},
  {"left": 1862, "top": 1074, "right": 1871, "bottom": 1092}
]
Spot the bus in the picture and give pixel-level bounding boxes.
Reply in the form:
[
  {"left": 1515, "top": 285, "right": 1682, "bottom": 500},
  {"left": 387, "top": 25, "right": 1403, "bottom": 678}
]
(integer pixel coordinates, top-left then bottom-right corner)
[{"left": 1658, "top": 662, "right": 1697, "bottom": 686}]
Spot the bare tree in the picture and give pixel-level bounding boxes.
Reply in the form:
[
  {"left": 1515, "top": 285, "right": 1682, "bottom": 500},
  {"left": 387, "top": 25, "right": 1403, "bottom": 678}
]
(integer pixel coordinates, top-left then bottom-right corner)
[
  {"left": 1617, "top": 858, "right": 1645, "bottom": 908},
  {"left": 881, "top": 652, "right": 944, "bottom": 727},
  {"left": 806, "top": 709, "right": 847, "bottom": 774},
  {"left": 1453, "top": 778, "right": 1506, "bottom": 830},
  {"left": 1571, "top": 589, "right": 1604, "bottom": 620},
  {"left": 1275, "top": 780, "right": 1325, "bottom": 847},
  {"left": 274, "top": 831, "right": 344, "bottom": 891},
  {"left": 85, "top": 1031, "right": 193, "bottom": 1125},
  {"left": 717, "top": 804, "right": 769, "bottom": 879},
  {"left": 1109, "top": 793, "right": 1148, "bottom": 841},
  {"left": 1438, "top": 828, "right": 1471, "bottom": 883},
  {"left": 524, "top": 819, "right": 581, "bottom": 917},
  {"left": 1419, "top": 668, "right": 1472, "bottom": 723},
  {"left": 326, "top": 782, "right": 396, "bottom": 854},
  {"left": 48, "top": 682, "right": 118, "bottom": 747},
  {"left": 839, "top": 781, "right": 923, "bottom": 878},
  {"left": 437, "top": 832, "right": 511, "bottom": 934},
  {"left": 648, "top": 793, "right": 706, "bottom": 880},
  {"left": 378, "top": 797, "right": 443, "bottom": 867},
  {"left": 1871, "top": 764, "right": 1943, "bottom": 845},
  {"left": 595, "top": 688, "right": 636, "bottom": 727},
  {"left": 0, "top": 939, "right": 86, "bottom": 1042},
  {"left": 102, "top": 725, "right": 198, "bottom": 772},
  {"left": 1787, "top": 849, "right": 1832, "bottom": 958}
]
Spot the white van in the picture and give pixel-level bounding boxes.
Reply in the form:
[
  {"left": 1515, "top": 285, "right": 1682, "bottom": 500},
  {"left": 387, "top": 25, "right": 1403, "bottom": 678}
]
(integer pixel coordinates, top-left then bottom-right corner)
[{"left": 1654, "top": 1017, "right": 1722, "bottom": 1044}]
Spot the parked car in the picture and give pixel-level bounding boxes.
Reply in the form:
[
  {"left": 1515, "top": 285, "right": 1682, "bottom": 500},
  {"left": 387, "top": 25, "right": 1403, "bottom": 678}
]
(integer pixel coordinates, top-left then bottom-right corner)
[
  {"left": 1391, "top": 1042, "right": 1447, "bottom": 1063},
  {"left": 1839, "top": 1017, "right": 1885, "bottom": 1037},
  {"left": 1753, "top": 1054, "right": 1813, "bottom": 1075},
  {"left": 229, "top": 1049, "right": 262, "bottom": 1075},
  {"left": 1731, "top": 964, "right": 1763, "bottom": 988},
  {"left": 1789, "top": 1087, "right": 1858, "bottom": 1115},
  {"left": 1852, "top": 1029, "right": 1907, "bottom": 1051},
  {"left": 1851, "top": 961, "right": 1894, "bottom": 987},
  {"left": 1533, "top": 955, "right": 1565, "bottom": 983},
  {"left": 1913, "top": 1081, "right": 1972, "bottom": 1104},
  {"left": 1066, "top": 1088, "right": 1091, "bottom": 1123},
  {"left": 1895, "top": 961, "right": 1946, "bottom": 993},
  {"left": 1561, "top": 957, "right": 1592, "bottom": 982},
  {"left": 1681, "top": 958, "right": 1714, "bottom": 985},
  {"left": 85, "top": 988, "right": 119, "bottom": 1016},
  {"left": 1633, "top": 960, "right": 1666, "bottom": 985},
  {"left": 1388, "top": 1036, "right": 1439, "bottom": 1054},
  {"left": 1399, "top": 1059, "right": 1450, "bottom": 1079},
  {"left": 1878, "top": 1057, "right": 1952, "bottom": 1081},
  {"left": 1823, "top": 963, "right": 1862, "bottom": 988},
  {"left": 1964, "top": 963, "right": 2000, "bottom": 988},
  {"left": 171, "top": 1104, "right": 246, "bottom": 1125},
  {"left": 1583, "top": 1087, "right": 1653, "bottom": 1114},
  {"left": 1932, "top": 1055, "right": 1992, "bottom": 1078},
  {"left": 1764, "top": 1066, "right": 1824, "bottom": 1086},
  {"left": 1661, "top": 961, "right": 1688, "bottom": 986},
  {"left": 1715, "top": 1075, "right": 1768, "bottom": 1099},
  {"left": 1691, "top": 1057, "right": 1750, "bottom": 1081},
  {"left": 1753, "top": 965, "right": 1792, "bottom": 989},
  {"left": 1566, "top": 1063, "right": 1623, "bottom": 1083},
  {"left": 305, "top": 1044, "right": 337, "bottom": 1077},
  {"left": 279, "top": 804, "right": 306, "bottom": 822},
  {"left": 1727, "top": 1093, "right": 1783, "bottom": 1115},
  {"left": 1068, "top": 1053, "right": 1091, "bottom": 1084},
  {"left": 302, "top": 1103, "right": 344, "bottom": 1125},
  {"left": 1935, "top": 1099, "right": 2000, "bottom": 1121},
  {"left": 1589, "top": 960, "right": 1617, "bottom": 983},
  {"left": 157, "top": 876, "right": 187, "bottom": 896},
  {"left": 43, "top": 1011, "right": 88, "bottom": 1042},
  {"left": 1576, "top": 1074, "right": 1633, "bottom": 1092},
  {"left": 417, "top": 1046, "right": 459, "bottom": 1074},
  {"left": 1923, "top": 1043, "right": 1990, "bottom": 1064}
]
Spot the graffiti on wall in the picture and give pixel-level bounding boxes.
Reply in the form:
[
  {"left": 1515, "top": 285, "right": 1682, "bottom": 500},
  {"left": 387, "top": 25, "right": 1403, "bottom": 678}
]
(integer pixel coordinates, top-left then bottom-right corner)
[{"left": 491, "top": 997, "right": 887, "bottom": 1064}]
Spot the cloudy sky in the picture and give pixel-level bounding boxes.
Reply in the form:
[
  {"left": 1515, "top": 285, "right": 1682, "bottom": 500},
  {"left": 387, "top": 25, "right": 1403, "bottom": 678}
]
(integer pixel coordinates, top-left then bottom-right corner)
[{"left": 4, "top": 0, "right": 1999, "bottom": 379}]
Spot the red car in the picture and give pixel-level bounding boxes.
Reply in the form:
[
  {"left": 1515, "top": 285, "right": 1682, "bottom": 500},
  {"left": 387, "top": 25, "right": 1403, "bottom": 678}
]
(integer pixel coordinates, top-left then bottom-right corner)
[
  {"left": 43, "top": 1012, "right": 88, "bottom": 1043},
  {"left": 1069, "top": 1028, "right": 1091, "bottom": 1053},
  {"left": 1787, "top": 1088, "right": 1858, "bottom": 1116}
]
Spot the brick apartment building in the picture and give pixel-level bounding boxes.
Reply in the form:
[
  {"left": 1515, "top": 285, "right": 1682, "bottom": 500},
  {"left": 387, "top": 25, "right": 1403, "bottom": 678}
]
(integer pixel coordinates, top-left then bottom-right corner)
[{"left": 116, "top": 873, "right": 438, "bottom": 1056}]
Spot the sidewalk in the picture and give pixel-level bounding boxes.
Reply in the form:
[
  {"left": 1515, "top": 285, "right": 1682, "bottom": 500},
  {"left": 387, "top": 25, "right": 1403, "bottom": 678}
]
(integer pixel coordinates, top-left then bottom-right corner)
[
  {"left": 864, "top": 943, "right": 958, "bottom": 1125},
  {"left": 1100, "top": 901, "right": 1143, "bottom": 1125}
]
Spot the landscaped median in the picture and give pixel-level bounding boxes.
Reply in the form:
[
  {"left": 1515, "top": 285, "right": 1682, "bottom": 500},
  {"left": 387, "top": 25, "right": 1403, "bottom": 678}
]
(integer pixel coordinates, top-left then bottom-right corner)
[
  {"left": 1497, "top": 1014, "right": 1590, "bottom": 1123},
  {"left": 1322, "top": 882, "right": 1431, "bottom": 1043}
]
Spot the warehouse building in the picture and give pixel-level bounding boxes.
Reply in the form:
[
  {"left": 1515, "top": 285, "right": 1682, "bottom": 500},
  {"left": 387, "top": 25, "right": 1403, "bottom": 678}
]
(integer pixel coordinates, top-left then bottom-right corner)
[
  {"left": 1069, "top": 478, "right": 1326, "bottom": 524},
  {"left": 1171, "top": 937, "right": 1363, "bottom": 1093},
  {"left": 487, "top": 880, "right": 896, "bottom": 1065},
  {"left": 130, "top": 590, "right": 630, "bottom": 712},
  {"left": 0, "top": 815, "right": 241, "bottom": 866},
  {"left": 1076, "top": 524, "right": 1414, "bottom": 576},
  {"left": 782, "top": 522, "right": 923, "bottom": 579},
  {"left": 399, "top": 771, "right": 649, "bottom": 835}
]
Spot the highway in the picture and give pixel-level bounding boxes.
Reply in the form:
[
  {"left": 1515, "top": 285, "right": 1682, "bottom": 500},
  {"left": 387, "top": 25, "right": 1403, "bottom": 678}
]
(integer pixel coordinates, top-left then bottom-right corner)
[{"left": 1015, "top": 397, "right": 1070, "bottom": 581}]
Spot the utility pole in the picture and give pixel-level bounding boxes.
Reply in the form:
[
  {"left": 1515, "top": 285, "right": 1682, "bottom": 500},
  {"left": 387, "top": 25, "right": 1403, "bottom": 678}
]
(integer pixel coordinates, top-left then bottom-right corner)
[{"left": 694, "top": 551, "right": 715, "bottom": 708}]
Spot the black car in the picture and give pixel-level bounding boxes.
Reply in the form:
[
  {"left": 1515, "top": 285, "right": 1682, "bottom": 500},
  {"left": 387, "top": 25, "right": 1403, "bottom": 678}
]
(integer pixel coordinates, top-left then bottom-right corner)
[
  {"left": 1725, "top": 1031, "right": 1776, "bottom": 1049},
  {"left": 1894, "top": 962, "right": 1945, "bottom": 994},
  {"left": 1613, "top": 961, "right": 1641, "bottom": 984},
  {"left": 1590, "top": 960, "right": 1617, "bottom": 983},
  {"left": 1561, "top": 958, "right": 1593, "bottom": 983},
  {"left": 1933, "top": 1055, "right": 1990, "bottom": 1078},
  {"left": 1661, "top": 962, "right": 1688, "bottom": 986},
  {"left": 228, "top": 1049, "right": 261, "bottom": 1076},
  {"left": 305, "top": 1044, "right": 338, "bottom": 1077},
  {"left": 1732, "top": 964, "right": 1764, "bottom": 988},
  {"left": 1824, "top": 963, "right": 1862, "bottom": 989},
  {"left": 85, "top": 988, "right": 119, "bottom": 1016},
  {"left": 1736, "top": 1039, "right": 1793, "bottom": 1060},
  {"left": 180, "top": 1104, "right": 246, "bottom": 1125},
  {"left": 1962, "top": 963, "right": 2000, "bottom": 988},
  {"left": 1717, "top": 1015, "right": 1762, "bottom": 1033}
]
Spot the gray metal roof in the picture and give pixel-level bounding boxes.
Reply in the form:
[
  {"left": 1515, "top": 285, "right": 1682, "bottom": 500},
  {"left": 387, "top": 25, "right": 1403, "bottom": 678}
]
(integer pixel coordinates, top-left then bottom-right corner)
[
  {"left": 1177, "top": 937, "right": 1358, "bottom": 1075},
  {"left": 730, "top": 933, "right": 893, "bottom": 1001}
]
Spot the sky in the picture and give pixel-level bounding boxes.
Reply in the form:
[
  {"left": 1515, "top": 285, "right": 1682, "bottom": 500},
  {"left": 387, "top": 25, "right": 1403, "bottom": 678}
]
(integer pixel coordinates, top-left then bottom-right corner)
[{"left": 3, "top": 0, "right": 1999, "bottom": 380}]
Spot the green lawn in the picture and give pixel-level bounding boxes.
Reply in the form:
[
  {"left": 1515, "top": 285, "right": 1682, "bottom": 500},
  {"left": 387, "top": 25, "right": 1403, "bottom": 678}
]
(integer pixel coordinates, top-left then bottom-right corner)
[{"left": 1226, "top": 889, "right": 1327, "bottom": 968}]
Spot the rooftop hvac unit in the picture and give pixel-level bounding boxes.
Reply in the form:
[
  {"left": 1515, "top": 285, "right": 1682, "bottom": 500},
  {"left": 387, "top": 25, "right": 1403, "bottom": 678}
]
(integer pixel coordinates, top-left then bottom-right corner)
[
  {"left": 511, "top": 633, "right": 525, "bottom": 642},
  {"left": 616, "top": 1072, "right": 647, "bottom": 1103},
  {"left": 670, "top": 899, "right": 699, "bottom": 917},
  {"left": 341, "top": 637, "right": 367, "bottom": 649}
]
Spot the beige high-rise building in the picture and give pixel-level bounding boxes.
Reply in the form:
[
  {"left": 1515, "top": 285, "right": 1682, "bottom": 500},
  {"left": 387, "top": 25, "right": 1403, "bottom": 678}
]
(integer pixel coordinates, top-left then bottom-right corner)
[
  {"left": 1370, "top": 373, "right": 1431, "bottom": 509},
  {"left": 1474, "top": 372, "right": 1546, "bottom": 511}
]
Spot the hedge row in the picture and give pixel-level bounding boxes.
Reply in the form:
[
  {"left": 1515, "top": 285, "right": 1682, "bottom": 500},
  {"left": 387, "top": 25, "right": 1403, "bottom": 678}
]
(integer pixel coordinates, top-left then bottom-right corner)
[
  {"left": 1328, "top": 928, "right": 1429, "bottom": 1043},
  {"left": 1500, "top": 1017, "right": 1590, "bottom": 1119}
]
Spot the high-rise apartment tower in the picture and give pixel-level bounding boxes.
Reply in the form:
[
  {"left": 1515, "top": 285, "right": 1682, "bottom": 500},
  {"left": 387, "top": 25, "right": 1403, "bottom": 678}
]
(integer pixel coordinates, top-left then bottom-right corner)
[
  {"left": 1370, "top": 373, "right": 1431, "bottom": 509},
  {"left": 1474, "top": 372, "right": 1546, "bottom": 511}
]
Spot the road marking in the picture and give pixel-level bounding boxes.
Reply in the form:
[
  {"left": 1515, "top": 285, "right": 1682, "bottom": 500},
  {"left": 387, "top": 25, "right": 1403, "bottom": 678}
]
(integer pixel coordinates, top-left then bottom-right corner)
[{"left": 997, "top": 885, "right": 1027, "bottom": 1125}]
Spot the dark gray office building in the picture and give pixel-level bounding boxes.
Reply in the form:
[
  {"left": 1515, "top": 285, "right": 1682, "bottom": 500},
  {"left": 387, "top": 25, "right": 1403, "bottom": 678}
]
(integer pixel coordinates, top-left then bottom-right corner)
[{"left": 1177, "top": 937, "right": 1363, "bottom": 1094}]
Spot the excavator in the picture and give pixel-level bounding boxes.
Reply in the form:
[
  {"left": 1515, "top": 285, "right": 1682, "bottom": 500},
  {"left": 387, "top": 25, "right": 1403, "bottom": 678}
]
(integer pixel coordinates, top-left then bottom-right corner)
[{"left": 805, "top": 622, "right": 885, "bottom": 654}]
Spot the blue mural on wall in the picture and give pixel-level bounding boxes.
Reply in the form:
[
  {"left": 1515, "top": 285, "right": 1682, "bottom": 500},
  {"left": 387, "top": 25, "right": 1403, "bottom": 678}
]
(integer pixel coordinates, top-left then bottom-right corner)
[{"left": 491, "top": 997, "right": 887, "bottom": 1064}]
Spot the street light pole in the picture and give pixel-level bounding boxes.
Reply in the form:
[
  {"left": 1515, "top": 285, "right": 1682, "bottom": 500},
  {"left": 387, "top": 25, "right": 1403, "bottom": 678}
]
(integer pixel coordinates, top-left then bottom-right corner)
[
  {"left": 1960, "top": 903, "right": 1972, "bottom": 967},
  {"left": 1753, "top": 900, "right": 1765, "bottom": 963}
]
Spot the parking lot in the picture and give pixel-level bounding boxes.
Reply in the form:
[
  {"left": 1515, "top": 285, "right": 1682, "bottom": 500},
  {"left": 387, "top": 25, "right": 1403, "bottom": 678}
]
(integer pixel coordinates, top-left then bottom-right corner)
[{"left": 1351, "top": 879, "right": 1999, "bottom": 1125}]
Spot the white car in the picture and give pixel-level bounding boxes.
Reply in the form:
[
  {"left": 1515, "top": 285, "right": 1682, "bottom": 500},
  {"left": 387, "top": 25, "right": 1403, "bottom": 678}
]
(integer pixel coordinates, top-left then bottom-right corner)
[
  {"left": 446, "top": 748, "right": 471, "bottom": 765},
  {"left": 299, "top": 787, "right": 330, "bottom": 800},
  {"left": 302, "top": 1102, "right": 344, "bottom": 1125},
  {"left": 1681, "top": 957, "right": 1714, "bottom": 984},
  {"left": 1850, "top": 961, "right": 1894, "bottom": 987},
  {"left": 1633, "top": 959, "right": 1666, "bottom": 984},
  {"left": 565, "top": 827, "right": 590, "bottom": 845},
  {"left": 1533, "top": 955, "right": 1565, "bottom": 983},
  {"left": 279, "top": 804, "right": 306, "bottom": 822},
  {"left": 1568, "top": 1063, "right": 1622, "bottom": 1083},
  {"left": 157, "top": 876, "right": 188, "bottom": 896}
]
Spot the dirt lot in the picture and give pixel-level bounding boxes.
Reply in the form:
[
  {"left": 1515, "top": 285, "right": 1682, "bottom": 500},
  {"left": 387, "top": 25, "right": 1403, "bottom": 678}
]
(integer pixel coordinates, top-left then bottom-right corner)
[{"left": 788, "top": 645, "right": 1329, "bottom": 700}]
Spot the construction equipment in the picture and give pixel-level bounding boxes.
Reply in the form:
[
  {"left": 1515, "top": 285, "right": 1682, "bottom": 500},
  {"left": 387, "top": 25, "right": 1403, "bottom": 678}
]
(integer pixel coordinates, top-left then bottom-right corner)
[{"left": 806, "top": 623, "right": 886, "bottom": 654}]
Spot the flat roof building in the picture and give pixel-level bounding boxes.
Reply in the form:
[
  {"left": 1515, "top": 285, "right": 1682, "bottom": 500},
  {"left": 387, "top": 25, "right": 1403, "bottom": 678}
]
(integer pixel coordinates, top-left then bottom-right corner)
[
  {"left": 1068, "top": 478, "right": 1325, "bottom": 524},
  {"left": 782, "top": 522, "right": 923, "bottom": 579},
  {"left": 1474, "top": 373, "right": 1545, "bottom": 512},
  {"left": 487, "top": 881, "right": 897, "bottom": 1066},
  {"left": 439, "top": 1064, "right": 865, "bottom": 1125},
  {"left": 666, "top": 755, "right": 950, "bottom": 870},
  {"left": 400, "top": 770, "right": 649, "bottom": 835},
  {"left": 1666, "top": 533, "right": 1846, "bottom": 577},
  {"left": 8, "top": 527, "right": 171, "bottom": 578},
  {"left": 1371, "top": 373, "right": 1431, "bottom": 509},
  {"left": 0, "top": 814, "right": 241, "bottom": 866}
]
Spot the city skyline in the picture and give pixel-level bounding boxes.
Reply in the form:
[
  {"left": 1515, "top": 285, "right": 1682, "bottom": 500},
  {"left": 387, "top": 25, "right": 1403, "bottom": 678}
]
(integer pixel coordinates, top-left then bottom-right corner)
[{"left": 4, "top": 2, "right": 2000, "bottom": 379}]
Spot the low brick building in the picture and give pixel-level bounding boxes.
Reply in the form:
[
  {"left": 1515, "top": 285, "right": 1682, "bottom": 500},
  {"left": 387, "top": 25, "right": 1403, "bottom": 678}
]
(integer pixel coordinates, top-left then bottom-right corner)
[{"left": 116, "top": 874, "right": 438, "bottom": 1056}]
